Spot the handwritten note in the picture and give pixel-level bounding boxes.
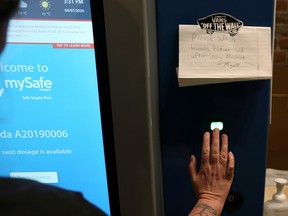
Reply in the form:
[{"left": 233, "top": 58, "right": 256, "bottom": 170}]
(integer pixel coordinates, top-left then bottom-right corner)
[{"left": 178, "top": 25, "right": 272, "bottom": 87}]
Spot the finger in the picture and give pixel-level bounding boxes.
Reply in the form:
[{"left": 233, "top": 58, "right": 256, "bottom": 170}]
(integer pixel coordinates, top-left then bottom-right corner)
[
  {"left": 188, "top": 155, "right": 198, "bottom": 181},
  {"left": 201, "top": 132, "right": 210, "bottom": 166},
  {"left": 210, "top": 128, "right": 220, "bottom": 164},
  {"left": 227, "top": 151, "right": 235, "bottom": 181},
  {"left": 220, "top": 134, "right": 228, "bottom": 166}
]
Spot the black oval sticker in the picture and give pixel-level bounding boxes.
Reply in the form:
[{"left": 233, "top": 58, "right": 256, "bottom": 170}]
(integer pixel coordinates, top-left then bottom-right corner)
[{"left": 197, "top": 13, "right": 243, "bottom": 36}]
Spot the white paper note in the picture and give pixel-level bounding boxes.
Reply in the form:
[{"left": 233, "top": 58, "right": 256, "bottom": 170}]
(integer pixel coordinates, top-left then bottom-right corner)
[{"left": 178, "top": 25, "right": 272, "bottom": 87}]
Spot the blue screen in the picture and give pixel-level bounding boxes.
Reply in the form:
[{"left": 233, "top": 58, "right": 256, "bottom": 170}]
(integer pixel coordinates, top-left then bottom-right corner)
[{"left": 0, "top": 0, "right": 111, "bottom": 214}]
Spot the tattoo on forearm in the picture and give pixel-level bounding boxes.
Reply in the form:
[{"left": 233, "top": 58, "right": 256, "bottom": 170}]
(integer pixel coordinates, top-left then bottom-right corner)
[{"left": 192, "top": 204, "right": 217, "bottom": 216}]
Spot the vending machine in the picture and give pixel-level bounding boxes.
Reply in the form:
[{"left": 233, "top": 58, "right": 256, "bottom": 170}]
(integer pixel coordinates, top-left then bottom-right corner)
[{"left": 156, "top": 0, "right": 275, "bottom": 215}]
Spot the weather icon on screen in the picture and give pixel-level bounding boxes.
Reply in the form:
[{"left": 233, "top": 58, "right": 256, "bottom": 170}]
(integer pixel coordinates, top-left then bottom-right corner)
[
  {"left": 19, "top": 0, "right": 28, "bottom": 9},
  {"left": 39, "top": 0, "right": 51, "bottom": 10}
]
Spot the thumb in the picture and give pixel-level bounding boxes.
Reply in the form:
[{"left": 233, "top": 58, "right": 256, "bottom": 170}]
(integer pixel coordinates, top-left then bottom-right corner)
[{"left": 188, "top": 155, "right": 198, "bottom": 181}]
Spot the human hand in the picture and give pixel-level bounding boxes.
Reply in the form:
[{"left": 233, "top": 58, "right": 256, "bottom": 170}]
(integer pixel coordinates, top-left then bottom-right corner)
[{"left": 188, "top": 129, "right": 235, "bottom": 215}]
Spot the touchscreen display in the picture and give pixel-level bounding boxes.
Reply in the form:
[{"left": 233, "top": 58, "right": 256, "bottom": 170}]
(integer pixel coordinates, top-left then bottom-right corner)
[{"left": 0, "top": 0, "right": 111, "bottom": 214}]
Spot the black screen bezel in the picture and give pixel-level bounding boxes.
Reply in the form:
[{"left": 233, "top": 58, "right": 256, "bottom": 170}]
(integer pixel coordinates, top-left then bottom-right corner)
[{"left": 90, "top": 1, "right": 120, "bottom": 215}]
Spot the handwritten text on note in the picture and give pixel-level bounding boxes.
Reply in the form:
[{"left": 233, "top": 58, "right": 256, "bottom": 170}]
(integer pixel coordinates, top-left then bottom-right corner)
[{"left": 178, "top": 25, "right": 272, "bottom": 86}]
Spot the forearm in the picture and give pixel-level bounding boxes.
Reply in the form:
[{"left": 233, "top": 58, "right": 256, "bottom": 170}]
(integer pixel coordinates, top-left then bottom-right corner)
[{"left": 188, "top": 199, "right": 224, "bottom": 216}]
